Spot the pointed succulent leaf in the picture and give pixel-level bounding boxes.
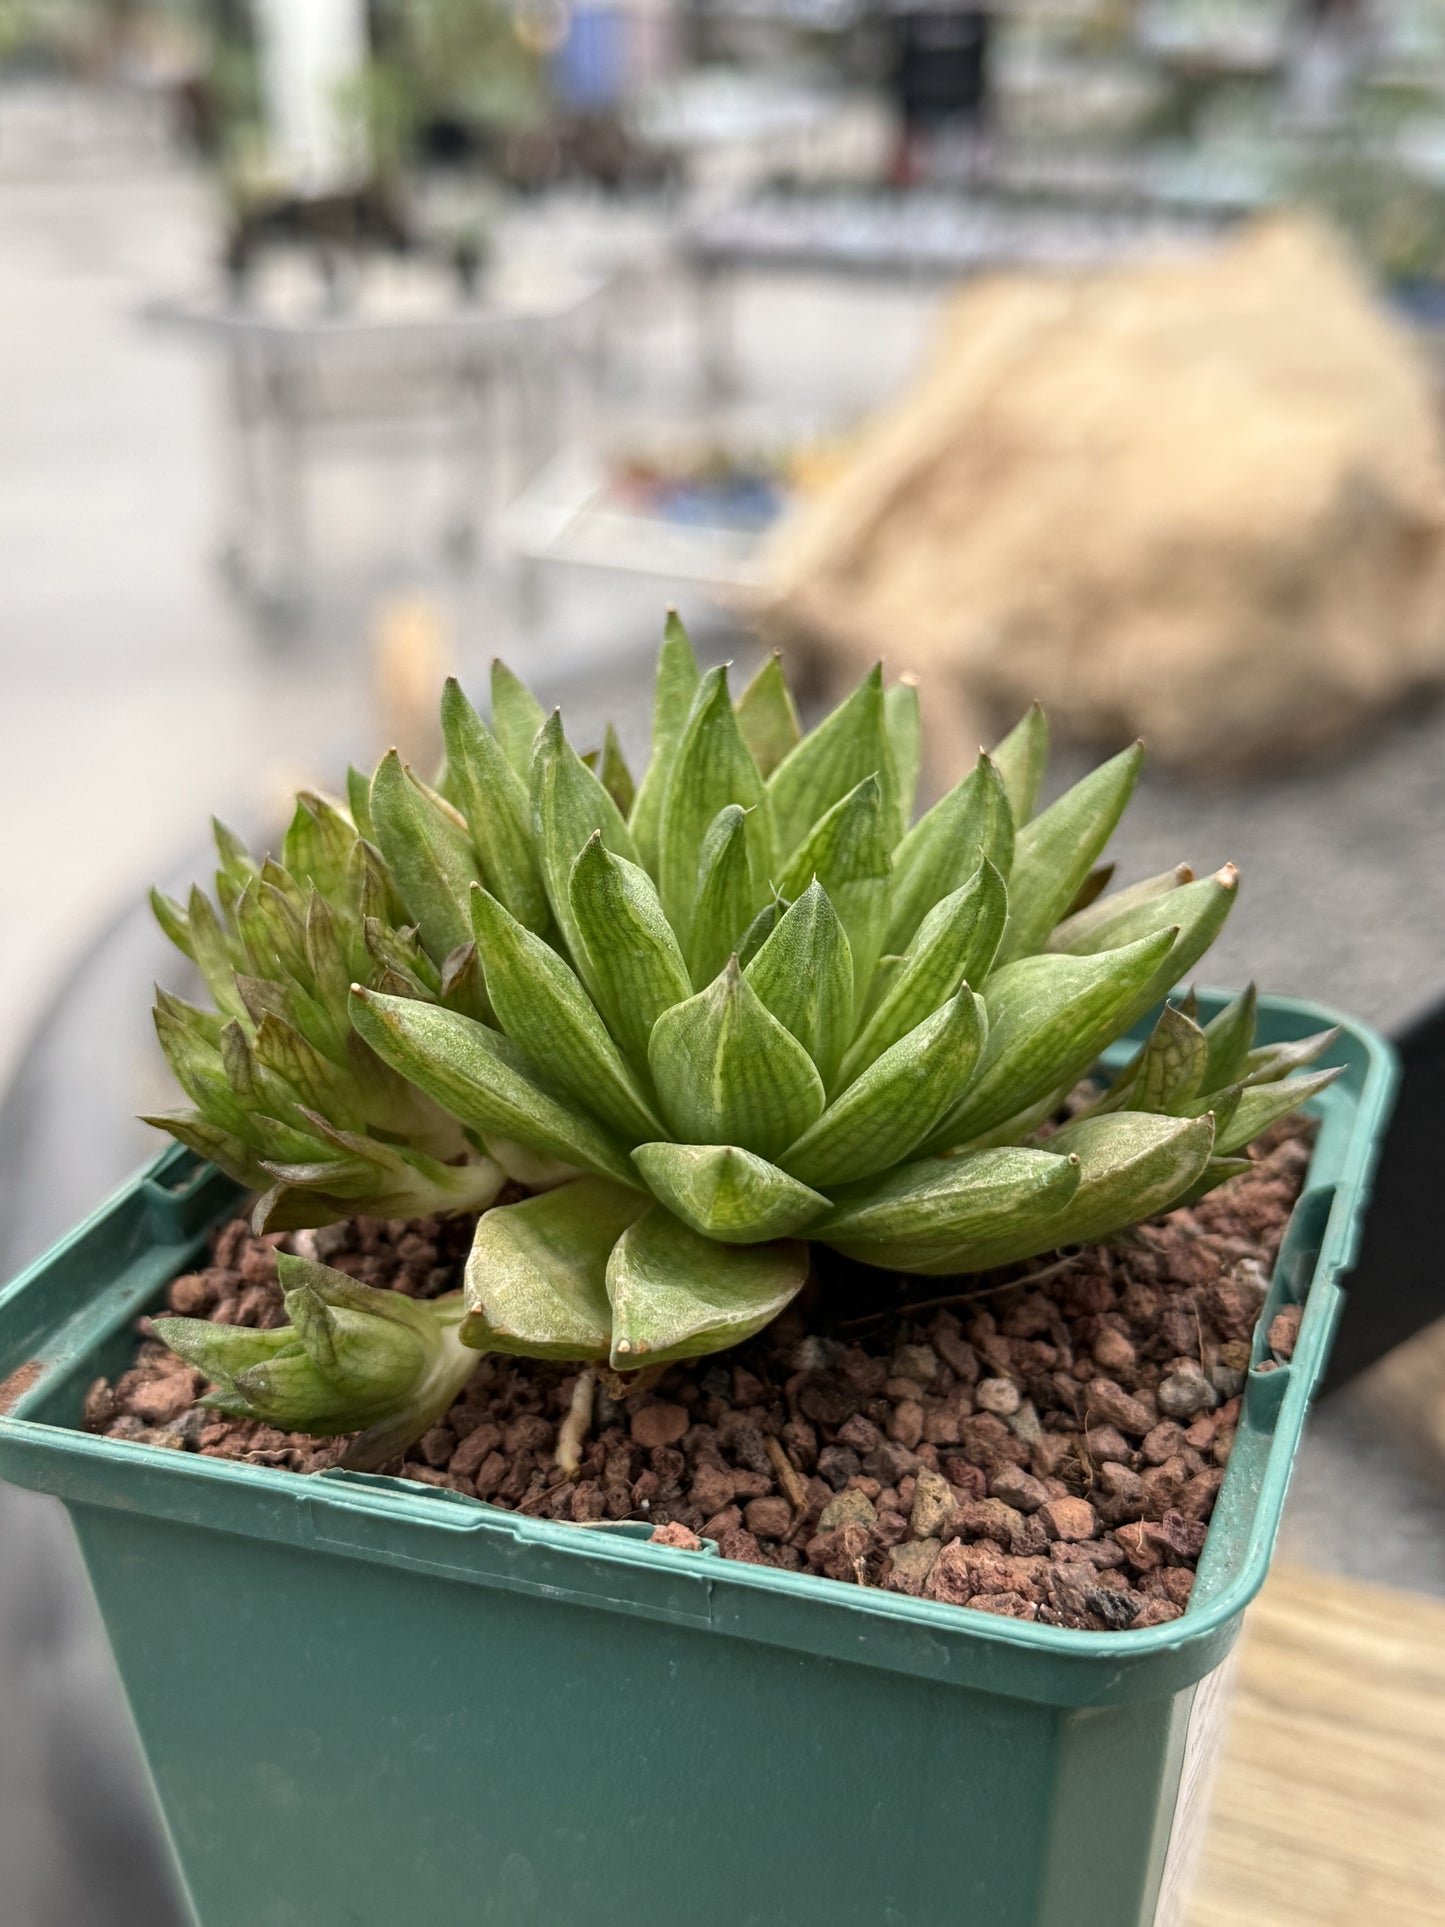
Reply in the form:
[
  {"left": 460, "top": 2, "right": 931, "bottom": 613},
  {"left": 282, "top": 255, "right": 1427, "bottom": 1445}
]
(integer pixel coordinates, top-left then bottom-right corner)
[
  {"left": 567, "top": 834, "right": 692, "bottom": 1073},
  {"left": 962, "top": 1082, "right": 1079, "bottom": 1152},
  {"left": 1166, "top": 1081, "right": 1243, "bottom": 1141},
  {"left": 438, "top": 941, "right": 493, "bottom": 1025},
  {"left": 254, "top": 1014, "right": 364, "bottom": 1131},
  {"left": 282, "top": 1256, "right": 439, "bottom": 1330},
  {"left": 743, "top": 880, "right": 853, "bottom": 1091},
  {"left": 818, "top": 1145, "right": 1081, "bottom": 1271},
  {"left": 141, "top": 1112, "right": 267, "bottom": 1188},
  {"left": 369, "top": 750, "right": 479, "bottom": 962},
  {"left": 346, "top": 763, "right": 377, "bottom": 842},
  {"left": 632, "top": 1142, "right": 830, "bottom": 1243},
  {"left": 1033, "top": 1112, "right": 1218, "bottom": 1250},
  {"left": 599, "top": 724, "right": 636, "bottom": 819},
  {"left": 779, "top": 774, "right": 892, "bottom": 1009},
  {"left": 153, "top": 1002, "right": 247, "bottom": 1122},
  {"left": 1213, "top": 1067, "right": 1341, "bottom": 1156},
  {"left": 1049, "top": 866, "right": 1193, "bottom": 954},
  {"left": 530, "top": 710, "right": 640, "bottom": 976},
  {"left": 1175, "top": 1156, "right": 1255, "bottom": 1206},
  {"left": 1202, "top": 984, "right": 1258, "bottom": 1090},
  {"left": 860, "top": 954, "right": 903, "bottom": 1022},
  {"left": 1061, "top": 866, "right": 1238, "bottom": 1004},
  {"left": 282, "top": 793, "right": 354, "bottom": 902},
  {"left": 257, "top": 1154, "right": 381, "bottom": 1198},
  {"left": 469, "top": 886, "right": 661, "bottom": 1143},
  {"left": 658, "top": 665, "right": 770, "bottom": 945},
  {"left": 1137, "top": 866, "right": 1239, "bottom": 1013},
  {"left": 736, "top": 894, "right": 786, "bottom": 970},
  {"left": 768, "top": 662, "right": 899, "bottom": 860},
  {"left": 350, "top": 988, "right": 638, "bottom": 1185},
  {"left": 176, "top": 1259, "right": 478, "bottom": 1464},
  {"left": 999, "top": 743, "right": 1144, "bottom": 962},
  {"left": 629, "top": 610, "right": 703, "bottom": 873},
  {"left": 606, "top": 1207, "right": 807, "bottom": 1369},
  {"left": 884, "top": 754, "right": 1013, "bottom": 955},
  {"left": 219, "top": 1017, "right": 258, "bottom": 1098},
  {"left": 186, "top": 886, "right": 248, "bottom": 1018},
  {"left": 346, "top": 833, "right": 404, "bottom": 938},
  {"left": 989, "top": 703, "right": 1050, "bottom": 827},
  {"left": 281, "top": 1265, "right": 429, "bottom": 1406},
  {"left": 257, "top": 1127, "right": 503, "bottom": 1228},
  {"left": 1132, "top": 1003, "right": 1210, "bottom": 1113},
  {"left": 151, "top": 1316, "right": 298, "bottom": 1384},
  {"left": 1065, "top": 864, "right": 1115, "bottom": 919},
  {"left": 477, "top": 1134, "right": 581, "bottom": 1191},
  {"left": 237, "top": 877, "right": 309, "bottom": 986},
  {"left": 212, "top": 813, "right": 256, "bottom": 876},
  {"left": 884, "top": 675, "right": 922, "bottom": 827},
  {"left": 688, "top": 804, "right": 761, "bottom": 988},
  {"left": 440, "top": 677, "right": 549, "bottom": 931},
  {"left": 1238, "top": 1028, "right": 1341, "bottom": 1089},
  {"left": 490, "top": 659, "right": 548, "bottom": 780},
  {"left": 302, "top": 894, "right": 352, "bottom": 1032},
  {"left": 362, "top": 916, "right": 440, "bottom": 998},
  {"left": 782, "top": 988, "right": 987, "bottom": 1188},
  {"left": 154, "top": 985, "right": 226, "bottom": 1051},
  {"left": 735, "top": 652, "right": 801, "bottom": 779},
  {"left": 150, "top": 887, "right": 195, "bottom": 961},
  {"left": 932, "top": 928, "right": 1178, "bottom": 1147},
  {"left": 211, "top": 830, "right": 255, "bottom": 922},
  {"left": 461, "top": 1178, "right": 646, "bottom": 1359},
  {"left": 841, "top": 860, "right": 1006, "bottom": 1082},
  {"left": 648, "top": 957, "right": 825, "bottom": 1162}
]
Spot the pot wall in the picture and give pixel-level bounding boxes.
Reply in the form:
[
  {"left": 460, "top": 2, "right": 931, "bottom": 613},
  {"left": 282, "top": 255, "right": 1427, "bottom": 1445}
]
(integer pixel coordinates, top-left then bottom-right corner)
[{"left": 0, "top": 993, "right": 1399, "bottom": 1927}]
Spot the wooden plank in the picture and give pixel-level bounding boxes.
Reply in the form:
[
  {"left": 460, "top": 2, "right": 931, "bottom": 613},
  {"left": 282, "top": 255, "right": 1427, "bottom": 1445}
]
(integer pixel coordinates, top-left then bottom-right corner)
[{"left": 1187, "top": 1564, "right": 1445, "bottom": 1927}]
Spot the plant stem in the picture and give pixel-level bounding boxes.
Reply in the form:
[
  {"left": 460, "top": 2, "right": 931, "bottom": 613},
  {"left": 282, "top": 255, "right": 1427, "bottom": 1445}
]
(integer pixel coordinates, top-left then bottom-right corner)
[{"left": 556, "top": 1365, "right": 597, "bottom": 1479}]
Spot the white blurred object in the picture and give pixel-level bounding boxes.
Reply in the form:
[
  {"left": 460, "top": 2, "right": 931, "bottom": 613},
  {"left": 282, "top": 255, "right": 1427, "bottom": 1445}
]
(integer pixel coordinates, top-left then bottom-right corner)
[{"left": 254, "top": 0, "right": 370, "bottom": 195}]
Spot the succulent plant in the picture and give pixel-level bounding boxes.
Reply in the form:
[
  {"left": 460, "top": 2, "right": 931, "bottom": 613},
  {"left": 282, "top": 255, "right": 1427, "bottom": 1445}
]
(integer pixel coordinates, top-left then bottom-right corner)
[
  {"left": 147, "top": 783, "right": 505, "bottom": 1230},
  {"left": 154, "top": 1256, "right": 477, "bottom": 1467},
  {"left": 148, "top": 617, "right": 1337, "bottom": 1458}
]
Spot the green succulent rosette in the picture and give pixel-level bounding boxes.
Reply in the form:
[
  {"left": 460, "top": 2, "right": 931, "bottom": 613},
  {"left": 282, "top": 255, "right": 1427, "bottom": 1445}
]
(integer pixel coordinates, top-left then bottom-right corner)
[{"left": 148, "top": 615, "right": 1339, "bottom": 1450}]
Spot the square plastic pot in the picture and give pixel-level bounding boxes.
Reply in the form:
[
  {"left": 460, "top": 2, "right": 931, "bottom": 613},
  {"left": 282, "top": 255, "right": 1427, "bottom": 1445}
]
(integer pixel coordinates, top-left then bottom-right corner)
[{"left": 0, "top": 993, "right": 1398, "bottom": 1927}]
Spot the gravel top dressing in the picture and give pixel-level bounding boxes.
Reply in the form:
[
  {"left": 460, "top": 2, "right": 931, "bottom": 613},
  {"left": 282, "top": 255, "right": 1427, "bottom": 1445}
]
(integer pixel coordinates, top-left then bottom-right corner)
[{"left": 84, "top": 1119, "right": 1312, "bottom": 1634}]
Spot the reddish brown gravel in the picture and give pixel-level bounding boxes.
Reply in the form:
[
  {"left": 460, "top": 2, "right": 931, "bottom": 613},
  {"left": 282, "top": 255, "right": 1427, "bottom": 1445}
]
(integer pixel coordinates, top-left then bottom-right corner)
[{"left": 85, "top": 1120, "right": 1314, "bottom": 1633}]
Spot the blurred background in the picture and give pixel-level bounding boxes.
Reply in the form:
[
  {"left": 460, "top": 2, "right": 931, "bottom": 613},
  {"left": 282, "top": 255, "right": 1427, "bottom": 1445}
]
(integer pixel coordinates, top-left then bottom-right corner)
[{"left": 2, "top": 1, "right": 1445, "bottom": 1921}]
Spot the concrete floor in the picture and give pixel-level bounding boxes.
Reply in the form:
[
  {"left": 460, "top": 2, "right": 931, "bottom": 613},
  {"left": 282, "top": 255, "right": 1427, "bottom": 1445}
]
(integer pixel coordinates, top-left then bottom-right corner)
[{"left": 3, "top": 142, "right": 1445, "bottom": 1927}]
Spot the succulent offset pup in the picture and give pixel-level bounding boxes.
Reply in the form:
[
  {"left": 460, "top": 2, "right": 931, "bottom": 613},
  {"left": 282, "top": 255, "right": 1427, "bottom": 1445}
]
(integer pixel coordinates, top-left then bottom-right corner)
[{"left": 148, "top": 618, "right": 1338, "bottom": 1468}]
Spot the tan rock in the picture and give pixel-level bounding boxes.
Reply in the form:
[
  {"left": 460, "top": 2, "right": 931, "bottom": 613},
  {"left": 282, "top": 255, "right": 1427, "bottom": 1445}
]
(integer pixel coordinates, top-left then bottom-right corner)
[{"left": 759, "top": 218, "right": 1445, "bottom": 775}]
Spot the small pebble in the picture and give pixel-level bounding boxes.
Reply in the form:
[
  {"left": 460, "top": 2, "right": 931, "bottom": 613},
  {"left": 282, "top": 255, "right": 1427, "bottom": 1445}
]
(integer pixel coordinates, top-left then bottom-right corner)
[
  {"left": 975, "top": 1377, "right": 1020, "bottom": 1417},
  {"left": 909, "top": 1468, "right": 955, "bottom": 1540},
  {"left": 650, "top": 1523, "right": 703, "bottom": 1552},
  {"left": 1040, "top": 1497, "right": 1099, "bottom": 1543},
  {"left": 1157, "top": 1369, "right": 1214, "bottom": 1421},
  {"left": 629, "top": 1403, "right": 690, "bottom": 1449},
  {"left": 885, "top": 1538, "right": 942, "bottom": 1596},
  {"left": 744, "top": 1497, "right": 793, "bottom": 1541},
  {"left": 818, "top": 1488, "right": 878, "bottom": 1532}
]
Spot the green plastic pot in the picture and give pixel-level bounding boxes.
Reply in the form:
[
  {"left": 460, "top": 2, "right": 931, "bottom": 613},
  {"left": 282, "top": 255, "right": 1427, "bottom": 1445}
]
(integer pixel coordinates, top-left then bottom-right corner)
[{"left": 0, "top": 993, "right": 1397, "bottom": 1927}]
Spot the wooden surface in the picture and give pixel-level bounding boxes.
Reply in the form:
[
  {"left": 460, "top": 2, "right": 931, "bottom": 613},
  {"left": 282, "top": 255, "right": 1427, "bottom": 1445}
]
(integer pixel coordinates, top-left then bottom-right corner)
[{"left": 1188, "top": 1563, "right": 1445, "bottom": 1927}]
